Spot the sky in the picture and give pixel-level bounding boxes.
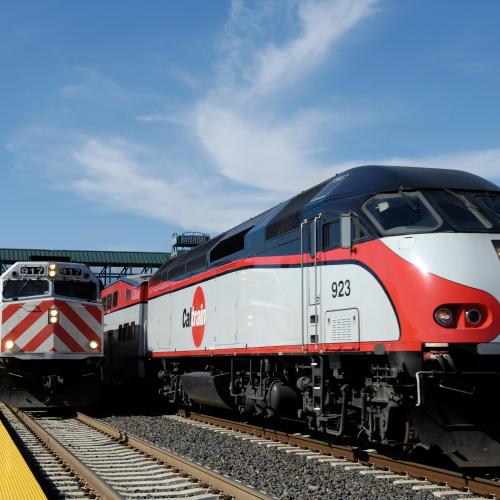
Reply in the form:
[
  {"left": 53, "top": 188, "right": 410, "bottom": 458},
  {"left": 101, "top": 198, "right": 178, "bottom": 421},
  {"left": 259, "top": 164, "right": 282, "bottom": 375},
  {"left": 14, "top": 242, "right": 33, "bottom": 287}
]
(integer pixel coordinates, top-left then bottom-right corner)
[{"left": 1, "top": 0, "right": 500, "bottom": 252}]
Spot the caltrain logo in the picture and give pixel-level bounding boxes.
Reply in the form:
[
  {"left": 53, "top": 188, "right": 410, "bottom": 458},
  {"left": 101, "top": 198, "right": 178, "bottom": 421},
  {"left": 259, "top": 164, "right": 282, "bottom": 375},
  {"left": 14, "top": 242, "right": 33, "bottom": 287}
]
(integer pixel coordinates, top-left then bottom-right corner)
[{"left": 182, "top": 286, "right": 206, "bottom": 347}]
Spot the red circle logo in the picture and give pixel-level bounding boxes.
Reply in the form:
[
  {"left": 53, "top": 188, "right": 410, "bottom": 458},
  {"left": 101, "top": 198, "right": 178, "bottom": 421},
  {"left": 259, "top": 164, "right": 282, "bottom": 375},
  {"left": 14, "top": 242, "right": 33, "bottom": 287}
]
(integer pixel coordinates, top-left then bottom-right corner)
[{"left": 191, "top": 286, "right": 206, "bottom": 347}]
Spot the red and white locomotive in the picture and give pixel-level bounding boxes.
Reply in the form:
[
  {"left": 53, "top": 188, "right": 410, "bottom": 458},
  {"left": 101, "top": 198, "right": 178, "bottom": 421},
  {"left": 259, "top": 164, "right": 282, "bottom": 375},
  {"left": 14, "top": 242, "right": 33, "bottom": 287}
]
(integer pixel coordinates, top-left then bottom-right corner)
[
  {"left": 0, "top": 261, "right": 103, "bottom": 406},
  {"left": 103, "top": 165, "right": 500, "bottom": 468}
]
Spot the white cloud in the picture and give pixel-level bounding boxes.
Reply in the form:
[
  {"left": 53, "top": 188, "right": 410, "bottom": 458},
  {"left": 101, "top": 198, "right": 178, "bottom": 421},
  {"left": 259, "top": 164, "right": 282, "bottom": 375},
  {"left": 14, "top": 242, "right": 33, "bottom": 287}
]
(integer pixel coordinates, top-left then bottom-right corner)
[
  {"left": 194, "top": 104, "right": 334, "bottom": 191},
  {"left": 248, "top": 0, "right": 378, "bottom": 95},
  {"left": 7, "top": 131, "right": 279, "bottom": 233},
  {"left": 72, "top": 139, "right": 285, "bottom": 233},
  {"left": 189, "top": 0, "right": 380, "bottom": 193}
]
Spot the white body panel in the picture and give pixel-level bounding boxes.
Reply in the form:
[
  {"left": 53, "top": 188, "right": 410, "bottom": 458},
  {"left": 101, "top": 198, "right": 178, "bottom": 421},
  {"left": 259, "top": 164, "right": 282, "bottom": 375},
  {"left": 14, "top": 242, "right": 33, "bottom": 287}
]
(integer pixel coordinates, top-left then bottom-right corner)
[
  {"left": 381, "top": 233, "right": 500, "bottom": 301},
  {"left": 318, "top": 264, "right": 399, "bottom": 344},
  {"left": 237, "top": 268, "right": 301, "bottom": 347},
  {"left": 148, "top": 262, "right": 399, "bottom": 353},
  {"left": 104, "top": 303, "right": 144, "bottom": 332},
  {"left": 149, "top": 294, "right": 170, "bottom": 351}
]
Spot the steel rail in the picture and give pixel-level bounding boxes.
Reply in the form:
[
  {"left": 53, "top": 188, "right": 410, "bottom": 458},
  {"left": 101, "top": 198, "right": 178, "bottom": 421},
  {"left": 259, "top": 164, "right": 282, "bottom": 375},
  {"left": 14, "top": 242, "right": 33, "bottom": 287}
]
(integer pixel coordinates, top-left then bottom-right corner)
[
  {"left": 7, "top": 405, "right": 122, "bottom": 500},
  {"left": 76, "top": 411, "right": 270, "bottom": 500},
  {"left": 178, "top": 410, "right": 500, "bottom": 498}
]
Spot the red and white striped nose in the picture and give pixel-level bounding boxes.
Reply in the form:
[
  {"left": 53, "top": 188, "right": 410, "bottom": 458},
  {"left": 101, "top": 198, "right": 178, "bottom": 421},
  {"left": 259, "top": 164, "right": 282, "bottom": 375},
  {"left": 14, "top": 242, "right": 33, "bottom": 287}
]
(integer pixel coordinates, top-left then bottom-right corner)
[{"left": 1, "top": 300, "right": 102, "bottom": 354}]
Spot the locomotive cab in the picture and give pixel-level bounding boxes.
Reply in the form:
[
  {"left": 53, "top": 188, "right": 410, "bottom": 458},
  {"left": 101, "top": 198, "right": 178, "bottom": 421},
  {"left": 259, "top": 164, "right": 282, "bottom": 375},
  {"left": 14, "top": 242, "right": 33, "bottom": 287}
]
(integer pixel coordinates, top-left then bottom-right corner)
[
  {"left": 357, "top": 188, "right": 500, "bottom": 467},
  {"left": 0, "top": 261, "right": 104, "bottom": 407}
]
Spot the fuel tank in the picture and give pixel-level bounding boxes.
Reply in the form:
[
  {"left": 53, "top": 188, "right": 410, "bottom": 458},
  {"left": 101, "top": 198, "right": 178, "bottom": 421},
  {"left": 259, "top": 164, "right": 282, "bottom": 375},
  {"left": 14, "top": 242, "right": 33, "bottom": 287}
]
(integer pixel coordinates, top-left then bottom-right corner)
[{"left": 180, "top": 372, "right": 234, "bottom": 410}]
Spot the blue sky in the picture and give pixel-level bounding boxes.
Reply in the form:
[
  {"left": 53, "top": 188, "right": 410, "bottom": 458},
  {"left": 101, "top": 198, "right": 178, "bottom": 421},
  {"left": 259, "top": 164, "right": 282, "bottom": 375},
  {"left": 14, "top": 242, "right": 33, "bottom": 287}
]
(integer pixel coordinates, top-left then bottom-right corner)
[{"left": 2, "top": 0, "right": 499, "bottom": 252}]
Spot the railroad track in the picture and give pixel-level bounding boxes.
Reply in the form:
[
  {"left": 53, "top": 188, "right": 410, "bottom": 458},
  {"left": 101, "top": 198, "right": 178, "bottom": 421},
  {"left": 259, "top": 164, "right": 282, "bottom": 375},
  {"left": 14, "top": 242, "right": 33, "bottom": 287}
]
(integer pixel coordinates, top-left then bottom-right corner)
[
  {"left": 174, "top": 410, "right": 500, "bottom": 499},
  {"left": 0, "top": 403, "right": 269, "bottom": 499}
]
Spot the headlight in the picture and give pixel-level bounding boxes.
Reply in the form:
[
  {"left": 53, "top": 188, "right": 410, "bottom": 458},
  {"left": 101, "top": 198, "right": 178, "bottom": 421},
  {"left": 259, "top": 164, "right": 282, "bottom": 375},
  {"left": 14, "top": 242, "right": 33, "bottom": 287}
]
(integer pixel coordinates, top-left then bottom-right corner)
[
  {"left": 5, "top": 340, "right": 14, "bottom": 350},
  {"left": 89, "top": 340, "right": 99, "bottom": 350},
  {"left": 465, "top": 308, "right": 483, "bottom": 326},
  {"left": 48, "top": 262, "right": 57, "bottom": 277},
  {"left": 434, "top": 306, "right": 454, "bottom": 328},
  {"left": 48, "top": 306, "right": 59, "bottom": 324}
]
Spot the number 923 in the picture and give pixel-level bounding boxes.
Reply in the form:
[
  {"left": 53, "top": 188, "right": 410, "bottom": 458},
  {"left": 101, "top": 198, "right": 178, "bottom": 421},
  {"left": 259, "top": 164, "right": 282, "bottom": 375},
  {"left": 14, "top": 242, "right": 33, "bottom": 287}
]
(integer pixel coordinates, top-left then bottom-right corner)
[{"left": 331, "top": 279, "right": 351, "bottom": 298}]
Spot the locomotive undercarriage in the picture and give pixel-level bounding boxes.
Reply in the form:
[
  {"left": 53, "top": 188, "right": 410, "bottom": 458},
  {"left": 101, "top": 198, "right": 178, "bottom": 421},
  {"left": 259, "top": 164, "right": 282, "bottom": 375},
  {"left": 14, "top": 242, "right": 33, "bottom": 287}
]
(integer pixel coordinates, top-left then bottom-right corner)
[
  {"left": 157, "top": 348, "right": 500, "bottom": 469},
  {"left": 0, "top": 357, "right": 103, "bottom": 407}
]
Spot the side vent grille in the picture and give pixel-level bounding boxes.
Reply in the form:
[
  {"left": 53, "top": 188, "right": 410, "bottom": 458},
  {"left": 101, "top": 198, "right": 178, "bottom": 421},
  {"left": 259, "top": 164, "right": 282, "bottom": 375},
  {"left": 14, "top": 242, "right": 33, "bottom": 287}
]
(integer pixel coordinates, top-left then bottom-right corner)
[{"left": 325, "top": 309, "right": 359, "bottom": 343}]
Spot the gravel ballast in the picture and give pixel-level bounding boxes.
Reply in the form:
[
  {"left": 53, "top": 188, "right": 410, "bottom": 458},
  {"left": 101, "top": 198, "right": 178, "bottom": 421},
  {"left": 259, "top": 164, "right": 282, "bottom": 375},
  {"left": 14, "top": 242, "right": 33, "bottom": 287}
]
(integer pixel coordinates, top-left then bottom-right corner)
[{"left": 100, "top": 415, "right": 464, "bottom": 500}]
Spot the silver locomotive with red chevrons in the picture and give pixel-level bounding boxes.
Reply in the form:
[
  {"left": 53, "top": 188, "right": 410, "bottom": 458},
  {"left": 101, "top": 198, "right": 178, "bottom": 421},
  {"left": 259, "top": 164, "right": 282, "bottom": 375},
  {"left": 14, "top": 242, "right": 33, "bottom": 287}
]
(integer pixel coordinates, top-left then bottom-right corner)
[
  {"left": 103, "top": 165, "right": 500, "bottom": 468},
  {"left": 0, "top": 261, "right": 103, "bottom": 406}
]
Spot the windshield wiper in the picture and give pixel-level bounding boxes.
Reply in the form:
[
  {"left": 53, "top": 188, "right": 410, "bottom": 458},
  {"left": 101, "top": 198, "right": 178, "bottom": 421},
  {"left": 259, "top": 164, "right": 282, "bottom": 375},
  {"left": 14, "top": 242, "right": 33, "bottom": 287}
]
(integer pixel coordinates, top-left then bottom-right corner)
[
  {"left": 14, "top": 280, "right": 33, "bottom": 298},
  {"left": 444, "top": 189, "right": 493, "bottom": 229},
  {"left": 444, "top": 189, "right": 479, "bottom": 210},
  {"left": 473, "top": 192, "right": 500, "bottom": 220}
]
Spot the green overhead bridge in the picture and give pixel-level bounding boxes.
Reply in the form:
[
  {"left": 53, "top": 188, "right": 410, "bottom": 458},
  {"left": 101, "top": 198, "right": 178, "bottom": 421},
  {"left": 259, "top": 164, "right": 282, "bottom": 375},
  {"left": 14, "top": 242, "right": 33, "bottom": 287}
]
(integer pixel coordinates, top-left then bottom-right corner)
[{"left": 0, "top": 248, "right": 171, "bottom": 285}]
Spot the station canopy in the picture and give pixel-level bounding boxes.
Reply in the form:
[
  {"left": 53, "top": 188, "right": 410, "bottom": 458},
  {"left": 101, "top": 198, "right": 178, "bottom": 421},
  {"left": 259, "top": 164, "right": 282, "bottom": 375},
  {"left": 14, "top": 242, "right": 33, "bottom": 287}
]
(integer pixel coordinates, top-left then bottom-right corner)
[{"left": 0, "top": 248, "right": 171, "bottom": 285}]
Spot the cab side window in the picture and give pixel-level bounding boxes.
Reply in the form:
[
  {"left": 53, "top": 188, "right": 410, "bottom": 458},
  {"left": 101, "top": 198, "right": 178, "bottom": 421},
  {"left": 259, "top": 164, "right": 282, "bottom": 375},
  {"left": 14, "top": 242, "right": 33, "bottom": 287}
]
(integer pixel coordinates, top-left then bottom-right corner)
[
  {"left": 322, "top": 217, "right": 370, "bottom": 250},
  {"left": 322, "top": 220, "right": 340, "bottom": 250}
]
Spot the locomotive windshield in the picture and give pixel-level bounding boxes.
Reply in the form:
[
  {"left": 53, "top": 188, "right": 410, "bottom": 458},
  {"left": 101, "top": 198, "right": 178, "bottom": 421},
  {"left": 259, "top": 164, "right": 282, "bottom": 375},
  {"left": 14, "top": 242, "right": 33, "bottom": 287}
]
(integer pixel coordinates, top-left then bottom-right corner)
[
  {"left": 362, "top": 192, "right": 442, "bottom": 235},
  {"left": 363, "top": 189, "right": 499, "bottom": 236},
  {"left": 3, "top": 279, "right": 49, "bottom": 300},
  {"left": 54, "top": 280, "right": 98, "bottom": 301},
  {"left": 427, "top": 191, "right": 493, "bottom": 230},
  {"left": 2, "top": 279, "right": 98, "bottom": 301},
  {"left": 471, "top": 192, "right": 500, "bottom": 221}
]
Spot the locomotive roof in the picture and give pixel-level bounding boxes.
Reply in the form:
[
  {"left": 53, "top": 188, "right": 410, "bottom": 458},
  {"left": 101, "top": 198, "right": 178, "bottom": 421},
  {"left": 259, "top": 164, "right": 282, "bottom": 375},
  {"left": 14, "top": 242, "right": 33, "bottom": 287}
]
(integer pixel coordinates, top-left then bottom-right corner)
[
  {"left": 306, "top": 165, "right": 499, "bottom": 202},
  {"left": 244, "top": 165, "right": 499, "bottom": 236},
  {"left": 152, "top": 165, "right": 498, "bottom": 282},
  {"left": 118, "top": 275, "right": 150, "bottom": 286}
]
